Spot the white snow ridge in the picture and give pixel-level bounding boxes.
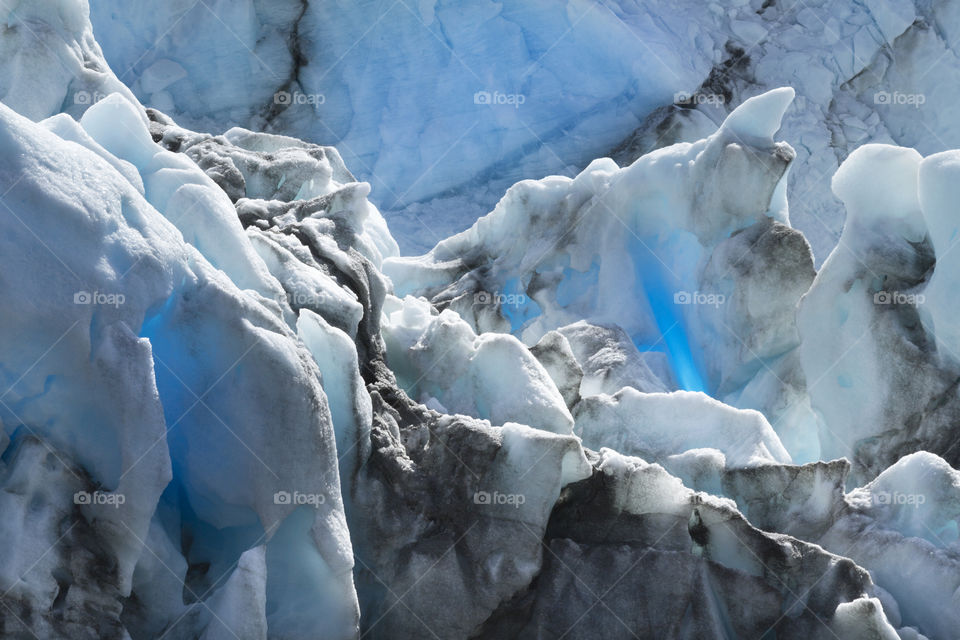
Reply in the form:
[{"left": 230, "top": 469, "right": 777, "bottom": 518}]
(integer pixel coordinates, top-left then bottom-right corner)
[{"left": 0, "top": 0, "right": 958, "bottom": 638}]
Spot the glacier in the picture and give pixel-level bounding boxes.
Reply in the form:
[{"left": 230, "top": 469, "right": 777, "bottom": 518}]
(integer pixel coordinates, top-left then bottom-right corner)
[
  {"left": 85, "top": 0, "right": 960, "bottom": 263},
  {"left": 0, "top": 0, "right": 959, "bottom": 639}
]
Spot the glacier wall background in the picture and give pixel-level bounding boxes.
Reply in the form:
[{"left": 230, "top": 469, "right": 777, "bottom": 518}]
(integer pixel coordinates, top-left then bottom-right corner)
[
  {"left": 0, "top": 0, "right": 959, "bottom": 638},
  {"left": 87, "top": 0, "right": 960, "bottom": 261}
]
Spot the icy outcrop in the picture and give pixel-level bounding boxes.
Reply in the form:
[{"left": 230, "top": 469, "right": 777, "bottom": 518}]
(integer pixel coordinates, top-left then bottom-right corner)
[
  {"left": 817, "top": 452, "right": 960, "bottom": 640},
  {"left": 4, "top": 4, "right": 959, "bottom": 632},
  {"left": 557, "top": 321, "right": 675, "bottom": 395},
  {"left": 798, "top": 144, "right": 960, "bottom": 480},
  {"left": 918, "top": 150, "right": 960, "bottom": 358},
  {"left": 380, "top": 295, "right": 575, "bottom": 435},
  {"left": 698, "top": 218, "right": 816, "bottom": 396},
  {"left": 384, "top": 89, "right": 820, "bottom": 456},
  {"left": 529, "top": 330, "right": 584, "bottom": 410},
  {"left": 0, "top": 0, "right": 139, "bottom": 121},
  {"left": 147, "top": 110, "right": 398, "bottom": 267},
  {"left": 480, "top": 450, "right": 897, "bottom": 639},
  {"left": 682, "top": 448, "right": 960, "bottom": 640},
  {"left": 85, "top": 0, "right": 960, "bottom": 262},
  {"left": 0, "top": 99, "right": 359, "bottom": 639},
  {"left": 573, "top": 388, "right": 791, "bottom": 478},
  {"left": 846, "top": 452, "right": 960, "bottom": 547},
  {"left": 384, "top": 89, "right": 798, "bottom": 350},
  {"left": 145, "top": 111, "right": 593, "bottom": 638},
  {"left": 297, "top": 309, "right": 372, "bottom": 494},
  {"left": 384, "top": 89, "right": 960, "bottom": 487},
  {"left": 80, "top": 95, "right": 287, "bottom": 305},
  {"left": 722, "top": 459, "right": 851, "bottom": 542},
  {"left": 353, "top": 408, "right": 591, "bottom": 639}
]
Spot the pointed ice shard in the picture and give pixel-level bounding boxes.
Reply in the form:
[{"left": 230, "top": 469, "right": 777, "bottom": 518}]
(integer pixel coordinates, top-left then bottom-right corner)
[{"left": 720, "top": 86, "right": 795, "bottom": 146}]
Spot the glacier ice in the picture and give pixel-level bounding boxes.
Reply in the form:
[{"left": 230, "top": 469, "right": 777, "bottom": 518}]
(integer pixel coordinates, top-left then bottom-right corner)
[
  {"left": 381, "top": 294, "right": 575, "bottom": 435},
  {"left": 382, "top": 88, "right": 798, "bottom": 365},
  {"left": 484, "top": 448, "right": 900, "bottom": 639},
  {"left": 0, "top": 0, "right": 139, "bottom": 121},
  {"left": 4, "top": 72, "right": 956, "bottom": 637},
  {"left": 816, "top": 452, "right": 960, "bottom": 639},
  {"left": 86, "top": 0, "right": 712, "bottom": 252},
  {"left": 383, "top": 87, "right": 817, "bottom": 453},
  {"left": 557, "top": 321, "right": 675, "bottom": 396},
  {"left": 573, "top": 388, "right": 791, "bottom": 474},
  {"left": 918, "top": 150, "right": 960, "bottom": 358},
  {"left": 84, "top": 0, "right": 960, "bottom": 264},
  {"left": 797, "top": 143, "right": 960, "bottom": 481},
  {"left": 0, "top": 96, "right": 359, "bottom": 638},
  {"left": 3, "top": 3, "right": 960, "bottom": 638},
  {"left": 528, "top": 329, "right": 584, "bottom": 409}
]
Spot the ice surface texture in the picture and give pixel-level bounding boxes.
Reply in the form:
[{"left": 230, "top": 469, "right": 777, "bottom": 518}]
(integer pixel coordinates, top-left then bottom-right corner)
[
  {"left": 1, "top": 2, "right": 959, "bottom": 638},
  {"left": 86, "top": 0, "right": 960, "bottom": 263},
  {"left": 0, "top": 91, "right": 360, "bottom": 638}
]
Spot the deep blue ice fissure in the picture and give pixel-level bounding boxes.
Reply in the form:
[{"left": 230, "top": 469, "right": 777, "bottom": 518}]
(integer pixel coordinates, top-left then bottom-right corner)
[{"left": 632, "top": 240, "right": 707, "bottom": 393}]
